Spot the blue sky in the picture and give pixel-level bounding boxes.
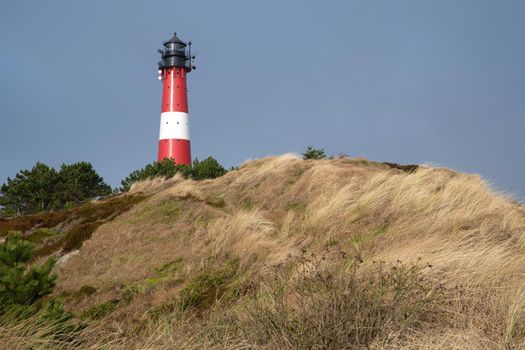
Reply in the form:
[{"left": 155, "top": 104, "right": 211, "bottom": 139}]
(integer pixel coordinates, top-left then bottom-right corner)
[{"left": 1, "top": 1, "right": 524, "bottom": 200}]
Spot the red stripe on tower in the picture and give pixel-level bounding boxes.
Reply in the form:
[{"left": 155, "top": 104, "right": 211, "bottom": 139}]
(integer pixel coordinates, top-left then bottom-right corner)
[{"left": 156, "top": 32, "right": 195, "bottom": 164}]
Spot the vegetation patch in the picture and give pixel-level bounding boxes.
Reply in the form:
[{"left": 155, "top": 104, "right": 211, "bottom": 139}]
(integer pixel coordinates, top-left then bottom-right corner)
[
  {"left": 302, "top": 146, "right": 327, "bottom": 160},
  {"left": 349, "top": 223, "right": 390, "bottom": 251},
  {"left": 158, "top": 200, "right": 183, "bottom": 221},
  {"left": 25, "top": 227, "right": 59, "bottom": 245},
  {"left": 29, "top": 194, "right": 148, "bottom": 258},
  {"left": 0, "top": 161, "right": 111, "bottom": 215},
  {"left": 231, "top": 257, "right": 442, "bottom": 349},
  {"left": 80, "top": 301, "right": 118, "bottom": 321},
  {"left": 120, "top": 157, "right": 227, "bottom": 192},
  {"left": 382, "top": 162, "right": 419, "bottom": 173},
  {"left": 221, "top": 272, "right": 257, "bottom": 302},
  {"left": 74, "top": 285, "right": 97, "bottom": 299},
  {"left": 123, "top": 258, "right": 184, "bottom": 302},
  {"left": 0, "top": 233, "right": 80, "bottom": 344},
  {"left": 205, "top": 193, "right": 226, "bottom": 208},
  {"left": 132, "top": 198, "right": 185, "bottom": 225},
  {"left": 325, "top": 238, "right": 339, "bottom": 247},
  {"left": 178, "top": 258, "right": 240, "bottom": 311},
  {"left": 285, "top": 201, "right": 306, "bottom": 212}
]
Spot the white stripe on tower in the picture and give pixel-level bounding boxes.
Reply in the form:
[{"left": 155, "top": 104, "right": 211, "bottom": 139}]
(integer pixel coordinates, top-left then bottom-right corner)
[{"left": 159, "top": 112, "right": 190, "bottom": 140}]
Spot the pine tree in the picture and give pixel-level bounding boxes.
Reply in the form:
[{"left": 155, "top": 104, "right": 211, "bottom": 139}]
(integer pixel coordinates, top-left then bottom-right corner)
[
  {"left": 302, "top": 146, "right": 327, "bottom": 160},
  {"left": 192, "top": 157, "right": 227, "bottom": 180},
  {"left": 0, "top": 162, "right": 58, "bottom": 213},
  {"left": 120, "top": 157, "right": 228, "bottom": 192},
  {"left": 0, "top": 233, "right": 57, "bottom": 307},
  {"left": 0, "top": 161, "right": 111, "bottom": 214},
  {"left": 54, "top": 162, "right": 112, "bottom": 206}
]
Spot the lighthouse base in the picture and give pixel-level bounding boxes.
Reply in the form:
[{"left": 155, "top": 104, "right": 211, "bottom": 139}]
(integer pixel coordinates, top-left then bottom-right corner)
[{"left": 157, "top": 139, "right": 191, "bottom": 165}]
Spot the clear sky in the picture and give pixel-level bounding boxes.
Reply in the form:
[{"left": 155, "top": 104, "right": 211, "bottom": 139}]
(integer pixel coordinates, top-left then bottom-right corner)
[{"left": 1, "top": 1, "right": 524, "bottom": 200}]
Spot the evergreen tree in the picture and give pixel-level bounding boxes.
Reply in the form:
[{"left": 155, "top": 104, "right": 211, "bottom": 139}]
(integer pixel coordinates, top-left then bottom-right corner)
[
  {"left": 54, "top": 162, "right": 112, "bottom": 206},
  {"left": 120, "top": 158, "right": 192, "bottom": 192},
  {"left": 192, "top": 157, "right": 227, "bottom": 180},
  {"left": 0, "top": 162, "right": 58, "bottom": 213},
  {"left": 302, "top": 146, "right": 327, "bottom": 160},
  {"left": 119, "top": 156, "right": 227, "bottom": 192},
  {"left": 0, "top": 161, "right": 111, "bottom": 214},
  {"left": 0, "top": 233, "right": 57, "bottom": 307}
]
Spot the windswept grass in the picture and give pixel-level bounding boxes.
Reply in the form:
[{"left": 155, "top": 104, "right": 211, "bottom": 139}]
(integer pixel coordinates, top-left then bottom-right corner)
[{"left": 2, "top": 155, "right": 525, "bottom": 349}]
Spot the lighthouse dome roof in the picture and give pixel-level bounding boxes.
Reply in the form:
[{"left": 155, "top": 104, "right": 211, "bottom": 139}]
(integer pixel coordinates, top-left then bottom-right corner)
[{"left": 164, "top": 32, "right": 186, "bottom": 46}]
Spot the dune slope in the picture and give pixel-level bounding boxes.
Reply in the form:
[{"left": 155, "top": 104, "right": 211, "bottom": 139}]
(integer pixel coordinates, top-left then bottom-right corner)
[{"left": 3, "top": 155, "right": 525, "bottom": 349}]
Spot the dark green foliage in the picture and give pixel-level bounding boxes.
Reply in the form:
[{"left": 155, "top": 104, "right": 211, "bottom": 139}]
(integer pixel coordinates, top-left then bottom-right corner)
[
  {"left": 0, "top": 208, "right": 16, "bottom": 218},
  {"left": 53, "top": 162, "right": 112, "bottom": 206},
  {"left": 37, "top": 297, "right": 77, "bottom": 332},
  {"left": 0, "top": 163, "right": 58, "bottom": 214},
  {"left": 0, "top": 234, "right": 80, "bottom": 342},
  {"left": 0, "top": 233, "right": 57, "bottom": 307},
  {"left": 120, "top": 158, "right": 191, "bottom": 192},
  {"left": 120, "top": 156, "right": 227, "bottom": 192},
  {"left": 302, "top": 146, "right": 327, "bottom": 160},
  {"left": 0, "top": 161, "right": 111, "bottom": 215},
  {"left": 191, "top": 157, "right": 227, "bottom": 180}
]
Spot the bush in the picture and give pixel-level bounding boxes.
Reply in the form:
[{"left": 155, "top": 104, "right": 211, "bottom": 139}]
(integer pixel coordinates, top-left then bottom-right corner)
[
  {"left": 0, "top": 233, "right": 80, "bottom": 343},
  {"left": 302, "top": 146, "right": 327, "bottom": 160},
  {"left": 120, "top": 156, "right": 227, "bottom": 192},
  {"left": 192, "top": 157, "right": 227, "bottom": 180},
  {"left": 119, "top": 158, "right": 191, "bottom": 192},
  {"left": 0, "top": 232, "right": 57, "bottom": 307}
]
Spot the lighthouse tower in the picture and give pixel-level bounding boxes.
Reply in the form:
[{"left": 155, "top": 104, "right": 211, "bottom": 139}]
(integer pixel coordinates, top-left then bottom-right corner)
[{"left": 157, "top": 32, "right": 195, "bottom": 164}]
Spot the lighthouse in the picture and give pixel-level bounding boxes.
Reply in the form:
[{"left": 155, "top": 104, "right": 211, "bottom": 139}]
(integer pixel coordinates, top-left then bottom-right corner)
[{"left": 157, "top": 32, "right": 195, "bottom": 164}]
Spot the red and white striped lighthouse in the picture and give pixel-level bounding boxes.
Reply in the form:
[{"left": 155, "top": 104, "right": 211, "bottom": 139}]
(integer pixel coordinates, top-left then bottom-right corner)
[{"left": 157, "top": 32, "right": 195, "bottom": 164}]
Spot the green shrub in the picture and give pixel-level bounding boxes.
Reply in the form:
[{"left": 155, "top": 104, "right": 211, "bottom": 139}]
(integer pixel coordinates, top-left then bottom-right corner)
[
  {"left": 119, "top": 158, "right": 192, "bottom": 192},
  {"left": 192, "top": 157, "right": 227, "bottom": 180},
  {"left": 0, "top": 232, "right": 82, "bottom": 343},
  {"left": 0, "top": 233, "right": 57, "bottom": 307},
  {"left": 120, "top": 156, "right": 227, "bottom": 192},
  {"left": 0, "top": 297, "right": 77, "bottom": 335},
  {"left": 302, "top": 146, "right": 327, "bottom": 160}
]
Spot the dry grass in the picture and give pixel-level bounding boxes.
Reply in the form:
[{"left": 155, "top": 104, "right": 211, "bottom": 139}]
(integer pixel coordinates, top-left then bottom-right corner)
[{"left": 3, "top": 155, "right": 525, "bottom": 349}]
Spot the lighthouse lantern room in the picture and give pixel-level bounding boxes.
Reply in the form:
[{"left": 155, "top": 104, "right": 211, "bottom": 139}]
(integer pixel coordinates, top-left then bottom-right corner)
[{"left": 156, "top": 32, "right": 195, "bottom": 164}]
